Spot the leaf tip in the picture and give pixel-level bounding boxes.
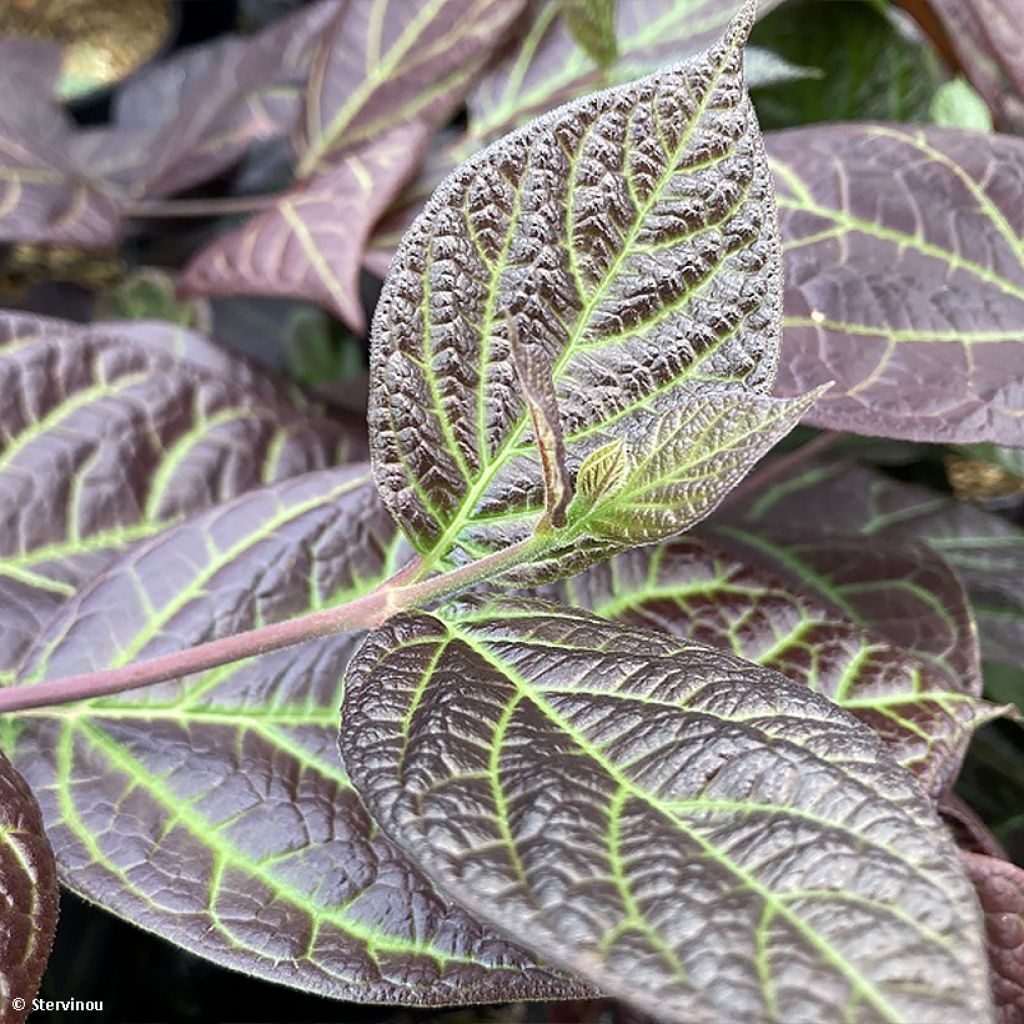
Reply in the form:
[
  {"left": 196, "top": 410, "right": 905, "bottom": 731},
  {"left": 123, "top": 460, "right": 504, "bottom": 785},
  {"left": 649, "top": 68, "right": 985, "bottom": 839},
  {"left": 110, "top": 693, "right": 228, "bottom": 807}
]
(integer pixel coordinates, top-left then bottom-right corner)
[{"left": 726, "top": 0, "right": 760, "bottom": 48}]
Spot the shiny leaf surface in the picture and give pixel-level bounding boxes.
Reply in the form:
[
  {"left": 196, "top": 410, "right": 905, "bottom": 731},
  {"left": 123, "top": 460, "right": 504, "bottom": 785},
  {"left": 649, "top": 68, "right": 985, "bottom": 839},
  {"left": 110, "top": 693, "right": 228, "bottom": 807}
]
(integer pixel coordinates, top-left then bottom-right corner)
[
  {"left": 962, "top": 852, "right": 1024, "bottom": 1024},
  {"left": 768, "top": 125, "right": 1024, "bottom": 445},
  {"left": 342, "top": 598, "right": 994, "bottom": 1023},
  {"left": 556, "top": 532, "right": 1000, "bottom": 794},
  {"left": 6, "top": 471, "right": 582, "bottom": 1004},
  {"left": 0, "top": 751, "right": 58, "bottom": 1024},
  {"left": 0, "top": 313, "right": 364, "bottom": 682},
  {"left": 371, "top": 5, "right": 806, "bottom": 580},
  {"left": 180, "top": 126, "right": 430, "bottom": 332}
]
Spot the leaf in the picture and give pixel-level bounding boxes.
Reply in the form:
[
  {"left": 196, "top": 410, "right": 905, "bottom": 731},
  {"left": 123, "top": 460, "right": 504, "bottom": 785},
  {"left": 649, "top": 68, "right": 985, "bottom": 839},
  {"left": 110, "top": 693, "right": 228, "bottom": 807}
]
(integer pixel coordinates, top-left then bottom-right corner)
[
  {"left": 961, "top": 852, "right": 1024, "bottom": 1024},
  {"left": 0, "top": 39, "right": 120, "bottom": 246},
  {"left": 180, "top": 126, "right": 430, "bottom": 332},
  {"left": 0, "top": 312, "right": 365, "bottom": 682},
  {"left": 467, "top": 0, "right": 785, "bottom": 143},
  {"left": 295, "top": 0, "right": 526, "bottom": 179},
  {"left": 5, "top": 470, "right": 584, "bottom": 1004},
  {"left": 730, "top": 460, "right": 1024, "bottom": 670},
  {"left": 0, "top": 751, "right": 58, "bottom": 1024},
  {"left": 67, "top": 10, "right": 320, "bottom": 201},
  {"left": 928, "top": 0, "right": 1024, "bottom": 133},
  {"left": 553, "top": 531, "right": 1003, "bottom": 795},
  {"left": 560, "top": 0, "right": 618, "bottom": 69},
  {"left": 931, "top": 78, "right": 994, "bottom": 132},
  {"left": 371, "top": 5, "right": 814, "bottom": 581},
  {"left": 341, "top": 597, "right": 995, "bottom": 1024},
  {"left": 575, "top": 437, "right": 629, "bottom": 503},
  {"left": 767, "top": 124, "right": 1024, "bottom": 445},
  {"left": 748, "top": 0, "right": 946, "bottom": 131}
]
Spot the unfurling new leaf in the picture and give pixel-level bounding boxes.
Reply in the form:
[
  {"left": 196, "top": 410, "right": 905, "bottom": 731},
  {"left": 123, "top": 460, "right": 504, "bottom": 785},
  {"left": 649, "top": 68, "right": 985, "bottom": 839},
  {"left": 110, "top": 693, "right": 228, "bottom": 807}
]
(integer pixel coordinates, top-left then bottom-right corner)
[{"left": 341, "top": 599, "right": 994, "bottom": 1024}]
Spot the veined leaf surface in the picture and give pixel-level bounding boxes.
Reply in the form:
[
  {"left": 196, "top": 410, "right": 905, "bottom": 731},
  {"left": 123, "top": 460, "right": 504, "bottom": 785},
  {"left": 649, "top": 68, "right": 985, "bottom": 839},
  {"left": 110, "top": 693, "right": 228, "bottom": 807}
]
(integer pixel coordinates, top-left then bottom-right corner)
[
  {"left": 730, "top": 461, "right": 1024, "bottom": 669},
  {"left": 370, "top": 5, "right": 815, "bottom": 579},
  {"left": 0, "top": 313, "right": 364, "bottom": 682},
  {"left": 0, "top": 751, "right": 58, "bottom": 1024},
  {"left": 467, "top": 0, "right": 783, "bottom": 142},
  {"left": 961, "top": 852, "right": 1024, "bottom": 1024},
  {"left": 296, "top": 0, "right": 525, "bottom": 178},
  {"left": 768, "top": 125, "right": 1024, "bottom": 445},
  {"left": 341, "top": 598, "right": 994, "bottom": 1023},
  {"left": 555, "top": 532, "right": 1000, "bottom": 794},
  {"left": 179, "top": 126, "right": 431, "bottom": 332},
  {"left": 6, "top": 470, "right": 582, "bottom": 1003}
]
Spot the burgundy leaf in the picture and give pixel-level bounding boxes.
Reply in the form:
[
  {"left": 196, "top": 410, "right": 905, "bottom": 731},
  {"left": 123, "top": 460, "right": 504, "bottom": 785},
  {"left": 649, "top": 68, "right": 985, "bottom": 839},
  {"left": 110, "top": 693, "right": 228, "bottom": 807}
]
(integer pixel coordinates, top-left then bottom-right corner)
[
  {"left": 0, "top": 312, "right": 365, "bottom": 681},
  {"left": 768, "top": 125, "right": 1024, "bottom": 445},
  {"left": 962, "top": 852, "right": 1024, "bottom": 1024},
  {"left": 9, "top": 469, "right": 585, "bottom": 1004},
  {"left": 179, "top": 125, "right": 430, "bottom": 331},
  {"left": 0, "top": 751, "right": 58, "bottom": 1024}
]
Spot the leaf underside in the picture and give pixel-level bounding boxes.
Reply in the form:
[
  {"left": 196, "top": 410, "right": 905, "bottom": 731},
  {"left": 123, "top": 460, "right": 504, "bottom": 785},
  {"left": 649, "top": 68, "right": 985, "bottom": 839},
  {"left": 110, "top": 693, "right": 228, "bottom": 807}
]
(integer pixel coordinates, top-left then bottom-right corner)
[
  {"left": 0, "top": 751, "right": 58, "bottom": 1024},
  {"left": 341, "top": 598, "right": 994, "bottom": 1024},
  {"left": 5, "top": 470, "right": 583, "bottom": 1004},
  {"left": 768, "top": 124, "right": 1024, "bottom": 446},
  {"left": 553, "top": 531, "right": 1000, "bottom": 795},
  {"left": 370, "top": 3, "right": 812, "bottom": 580},
  {"left": 0, "top": 313, "right": 364, "bottom": 683}
]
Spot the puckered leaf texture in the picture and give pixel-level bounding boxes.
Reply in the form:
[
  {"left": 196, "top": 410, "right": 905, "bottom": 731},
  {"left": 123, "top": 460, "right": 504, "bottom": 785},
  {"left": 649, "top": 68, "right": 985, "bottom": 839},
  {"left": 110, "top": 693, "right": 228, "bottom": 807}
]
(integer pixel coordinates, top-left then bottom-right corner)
[
  {"left": 370, "top": 3, "right": 816, "bottom": 581},
  {"left": 961, "top": 852, "right": 1024, "bottom": 1024},
  {"left": 0, "top": 751, "right": 58, "bottom": 1024},
  {"left": 341, "top": 597, "right": 994, "bottom": 1024},
  {"left": 768, "top": 125, "right": 1024, "bottom": 446},
  {"left": 0, "top": 313, "right": 365, "bottom": 683},
  {"left": 4, "top": 469, "right": 582, "bottom": 1004},
  {"left": 553, "top": 532, "right": 1002, "bottom": 795}
]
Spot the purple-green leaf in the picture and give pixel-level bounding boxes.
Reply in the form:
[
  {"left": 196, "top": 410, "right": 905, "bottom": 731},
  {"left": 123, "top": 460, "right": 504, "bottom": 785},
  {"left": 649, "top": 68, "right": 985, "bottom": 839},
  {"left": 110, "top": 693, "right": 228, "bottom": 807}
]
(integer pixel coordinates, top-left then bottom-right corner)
[
  {"left": 179, "top": 126, "right": 431, "bottom": 331},
  {"left": 553, "top": 532, "right": 1002, "bottom": 795},
  {"left": 0, "top": 312, "right": 365, "bottom": 682},
  {"left": 341, "top": 597, "right": 994, "bottom": 1023},
  {"left": 6, "top": 469, "right": 583, "bottom": 1004},
  {"left": 768, "top": 125, "right": 1024, "bottom": 445},
  {"left": 728, "top": 460, "right": 1024, "bottom": 669},
  {"left": 0, "top": 751, "right": 58, "bottom": 1024},
  {"left": 370, "top": 4, "right": 816, "bottom": 583}
]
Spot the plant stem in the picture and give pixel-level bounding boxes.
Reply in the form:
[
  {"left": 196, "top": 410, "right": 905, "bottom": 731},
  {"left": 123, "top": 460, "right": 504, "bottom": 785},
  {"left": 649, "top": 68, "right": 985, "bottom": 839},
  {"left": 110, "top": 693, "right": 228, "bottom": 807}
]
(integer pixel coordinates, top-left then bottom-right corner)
[
  {"left": 0, "top": 541, "right": 532, "bottom": 715},
  {"left": 719, "top": 430, "right": 842, "bottom": 510},
  {"left": 124, "top": 195, "right": 282, "bottom": 219}
]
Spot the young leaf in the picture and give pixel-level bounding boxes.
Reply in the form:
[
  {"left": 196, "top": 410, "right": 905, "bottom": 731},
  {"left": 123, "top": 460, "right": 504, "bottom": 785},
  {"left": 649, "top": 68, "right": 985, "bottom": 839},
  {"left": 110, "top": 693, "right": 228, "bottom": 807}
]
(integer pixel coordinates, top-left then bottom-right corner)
[
  {"left": 961, "top": 852, "right": 1024, "bottom": 1023},
  {"left": 5, "top": 470, "right": 583, "bottom": 1004},
  {"left": 0, "top": 39, "right": 120, "bottom": 246},
  {"left": 0, "top": 751, "right": 58, "bottom": 1024},
  {"left": 560, "top": 0, "right": 618, "bottom": 70},
  {"left": 930, "top": 78, "right": 994, "bottom": 132},
  {"left": 575, "top": 437, "right": 629, "bottom": 504},
  {"left": 730, "top": 461, "right": 1024, "bottom": 669},
  {"left": 554, "top": 533, "right": 1003, "bottom": 794},
  {"left": 341, "top": 598, "right": 994, "bottom": 1023},
  {"left": 371, "top": 5, "right": 810, "bottom": 580},
  {"left": 0, "top": 312, "right": 365, "bottom": 682},
  {"left": 768, "top": 125, "right": 1024, "bottom": 445},
  {"left": 295, "top": 0, "right": 526, "bottom": 179},
  {"left": 179, "top": 126, "right": 431, "bottom": 332}
]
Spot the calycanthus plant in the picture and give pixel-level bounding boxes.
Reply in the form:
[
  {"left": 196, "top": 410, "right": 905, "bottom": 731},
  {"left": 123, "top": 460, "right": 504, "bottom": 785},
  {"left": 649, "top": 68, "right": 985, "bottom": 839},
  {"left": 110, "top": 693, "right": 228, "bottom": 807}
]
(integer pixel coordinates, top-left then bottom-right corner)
[{"left": 2, "top": 1, "right": 1024, "bottom": 1022}]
